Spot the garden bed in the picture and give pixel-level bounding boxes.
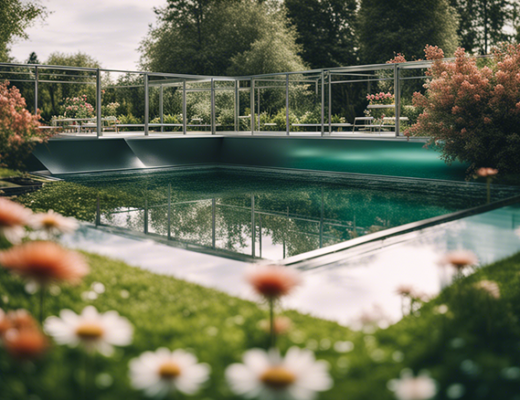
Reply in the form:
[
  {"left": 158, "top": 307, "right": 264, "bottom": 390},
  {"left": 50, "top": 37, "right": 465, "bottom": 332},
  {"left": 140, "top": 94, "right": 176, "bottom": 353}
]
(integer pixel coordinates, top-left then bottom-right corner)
[{"left": 2, "top": 247, "right": 520, "bottom": 399}]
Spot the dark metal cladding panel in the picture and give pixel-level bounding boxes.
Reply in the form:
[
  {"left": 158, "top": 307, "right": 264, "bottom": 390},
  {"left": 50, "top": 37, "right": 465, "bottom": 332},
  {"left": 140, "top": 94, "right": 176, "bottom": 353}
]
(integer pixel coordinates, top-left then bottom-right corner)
[
  {"left": 125, "top": 137, "right": 222, "bottom": 168},
  {"left": 218, "top": 137, "right": 469, "bottom": 181},
  {"left": 31, "top": 138, "right": 144, "bottom": 174}
]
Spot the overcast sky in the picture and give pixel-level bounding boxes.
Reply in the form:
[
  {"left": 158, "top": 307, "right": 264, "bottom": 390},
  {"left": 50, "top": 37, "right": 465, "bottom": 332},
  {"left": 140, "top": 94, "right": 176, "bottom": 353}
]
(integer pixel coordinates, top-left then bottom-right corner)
[{"left": 10, "top": 0, "right": 166, "bottom": 71}]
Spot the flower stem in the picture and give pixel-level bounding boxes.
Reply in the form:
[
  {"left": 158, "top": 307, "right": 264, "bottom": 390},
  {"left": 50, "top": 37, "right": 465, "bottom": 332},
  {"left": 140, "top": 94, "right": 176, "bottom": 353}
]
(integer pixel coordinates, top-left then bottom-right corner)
[
  {"left": 39, "top": 286, "right": 45, "bottom": 325},
  {"left": 269, "top": 298, "right": 276, "bottom": 348}
]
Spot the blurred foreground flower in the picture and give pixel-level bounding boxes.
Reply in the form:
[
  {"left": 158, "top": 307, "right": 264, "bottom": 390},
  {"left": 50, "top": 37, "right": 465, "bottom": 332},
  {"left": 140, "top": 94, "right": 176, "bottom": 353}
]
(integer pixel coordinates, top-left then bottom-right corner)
[
  {"left": 476, "top": 168, "right": 498, "bottom": 178},
  {"left": 440, "top": 250, "right": 478, "bottom": 272},
  {"left": 476, "top": 168, "right": 498, "bottom": 204},
  {"left": 388, "top": 369, "right": 437, "bottom": 400},
  {"left": 259, "top": 316, "right": 292, "bottom": 336},
  {"left": 31, "top": 210, "right": 78, "bottom": 237},
  {"left": 0, "top": 308, "right": 47, "bottom": 360},
  {"left": 129, "top": 348, "right": 210, "bottom": 398},
  {"left": 226, "top": 347, "right": 332, "bottom": 400},
  {"left": 0, "top": 241, "right": 88, "bottom": 285},
  {"left": 44, "top": 306, "right": 133, "bottom": 356},
  {"left": 474, "top": 280, "right": 500, "bottom": 299},
  {"left": 246, "top": 265, "right": 301, "bottom": 347},
  {"left": 4, "top": 326, "right": 48, "bottom": 360},
  {"left": 246, "top": 265, "right": 301, "bottom": 301},
  {"left": 0, "top": 198, "right": 32, "bottom": 244}
]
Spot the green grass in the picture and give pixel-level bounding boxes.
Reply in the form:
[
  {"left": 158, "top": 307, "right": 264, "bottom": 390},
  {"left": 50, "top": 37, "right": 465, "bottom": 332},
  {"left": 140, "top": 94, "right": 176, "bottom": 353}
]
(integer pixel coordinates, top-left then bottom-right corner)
[
  {"left": 2, "top": 248, "right": 520, "bottom": 400},
  {"left": 0, "top": 168, "right": 22, "bottom": 179}
]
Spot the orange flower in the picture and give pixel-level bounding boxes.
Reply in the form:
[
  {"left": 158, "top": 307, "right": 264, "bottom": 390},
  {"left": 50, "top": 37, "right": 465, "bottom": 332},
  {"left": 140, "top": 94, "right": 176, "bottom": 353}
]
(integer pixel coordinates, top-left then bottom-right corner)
[
  {"left": 476, "top": 167, "right": 498, "bottom": 178},
  {"left": 0, "top": 241, "right": 89, "bottom": 285},
  {"left": 246, "top": 265, "right": 301, "bottom": 300},
  {"left": 440, "top": 250, "right": 478, "bottom": 271},
  {"left": 0, "top": 198, "right": 32, "bottom": 244},
  {"left": 259, "top": 316, "right": 292, "bottom": 335},
  {"left": 4, "top": 327, "right": 48, "bottom": 360},
  {"left": 0, "top": 309, "right": 12, "bottom": 336},
  {"left": 8, "top": 309, "right": 38, "bottom": 330}
]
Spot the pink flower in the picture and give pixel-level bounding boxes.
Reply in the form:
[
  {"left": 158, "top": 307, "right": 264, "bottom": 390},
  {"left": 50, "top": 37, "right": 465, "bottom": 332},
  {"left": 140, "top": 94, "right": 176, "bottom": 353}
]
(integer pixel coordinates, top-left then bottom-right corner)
[
  {"left": 0, "top": 241, "right": 89, "bottom": 285},
  {"left": 0, "top": 198, "right": 32, "bottom": 244},
  {"left": 440, "top": 250, "right": 478, "bottom": 271},
  {"left": 246, "top": 265, "right": 301, "bottom": 300},
  {"left": 476, "top": 167, "right": 498, "bottom": 177}
]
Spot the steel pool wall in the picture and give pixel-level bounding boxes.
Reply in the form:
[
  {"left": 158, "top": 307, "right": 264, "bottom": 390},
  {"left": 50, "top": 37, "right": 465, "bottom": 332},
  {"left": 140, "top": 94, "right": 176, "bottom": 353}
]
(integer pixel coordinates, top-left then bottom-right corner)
[{"left": 28, "top": 136, "right": 469, "bottom": 180}]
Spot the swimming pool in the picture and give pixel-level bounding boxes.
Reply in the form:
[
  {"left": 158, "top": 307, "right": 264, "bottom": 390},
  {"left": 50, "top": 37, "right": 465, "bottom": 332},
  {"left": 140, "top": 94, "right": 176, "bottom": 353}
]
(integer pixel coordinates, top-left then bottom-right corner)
[{"left": 65, "top": 167, "right": 518, "bottom": 261}]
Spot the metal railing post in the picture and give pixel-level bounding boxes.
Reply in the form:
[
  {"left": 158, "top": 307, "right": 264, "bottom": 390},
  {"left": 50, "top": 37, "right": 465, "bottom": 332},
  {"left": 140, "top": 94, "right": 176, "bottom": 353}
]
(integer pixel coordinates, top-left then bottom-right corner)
[
  {"left": 144, "top": 198, "right": 148, "bottom": 234},
  {"left": 95, "top": 194, "right": 101, "bottom": 226},
  {"left": 320, "top": 71, "right": 325, "bottom": 136},
  {"left": 211, "top": 78, "right": 215, "bottom": 135},
  {"left": 212, "top": 198, "right": 216, "bottom": 248},
  {"left": 251, "top": 195, "right": 255, "bottom": 258},
  {"left": 167, "top": 183, "right": 171, "bottom": 240},
  {"left": 183, "top": 80, "right": 187, "bottom": 135},
  {"left": 257, "top": 87, "right": 261, "bottom": 131},
  {"left": 96, "top": 69, "right": 102, "bottom": 138},
  {"left": 235, "top": 80, "right": 239, "bottom": 132},
  {"left": 250, "top": 79, "right": 255, "bottom": 135},
  {"left": 286, "top": 74, "right": 290, "bottom": 135},
  {"left": 144, "top": 73, "right": 149, "bottom": 136},
  {"left": 328, "top": 72, "right": 332, "bottom": 135},
  {"left": 34, "top": 66, "right": 38, "bottom": 115},
  {"left": 394, "top": 64, "right": 401, "bottom": 137},
  {"left": 159, "top": 84, "right": 164, "bottom": 133}
]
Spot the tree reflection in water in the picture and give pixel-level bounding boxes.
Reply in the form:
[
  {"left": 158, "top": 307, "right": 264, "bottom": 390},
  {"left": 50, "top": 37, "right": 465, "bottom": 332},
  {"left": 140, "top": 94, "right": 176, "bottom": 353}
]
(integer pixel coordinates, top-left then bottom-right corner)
[{"left": 71, "top": 169, "right": 491, "bottom": 260}]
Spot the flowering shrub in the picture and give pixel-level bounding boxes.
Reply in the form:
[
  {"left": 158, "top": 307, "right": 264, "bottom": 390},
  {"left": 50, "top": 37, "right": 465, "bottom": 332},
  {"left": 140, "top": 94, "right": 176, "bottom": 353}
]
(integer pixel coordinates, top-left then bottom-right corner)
[
  {"left": 366, "top": 92, "right": 394, "bottom": 105},
  {"left": 61, "top": 95, "right": 95, "bottom": 119},
  {"left": 405, "top": 43, "right": 520, "bottom": 175},
  {"left": 0, "top": 81, "right": 47, "bottom": 170},
  {"left": 101, "top": 101, "right": 120, "bottom": 117}
]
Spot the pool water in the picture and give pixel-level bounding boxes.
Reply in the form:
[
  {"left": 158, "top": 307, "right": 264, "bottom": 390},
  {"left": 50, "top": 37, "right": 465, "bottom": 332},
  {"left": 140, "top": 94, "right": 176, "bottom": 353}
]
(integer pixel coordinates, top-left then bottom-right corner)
[{"left": 66, "top": 168, "right": 513, "bottom": 260}]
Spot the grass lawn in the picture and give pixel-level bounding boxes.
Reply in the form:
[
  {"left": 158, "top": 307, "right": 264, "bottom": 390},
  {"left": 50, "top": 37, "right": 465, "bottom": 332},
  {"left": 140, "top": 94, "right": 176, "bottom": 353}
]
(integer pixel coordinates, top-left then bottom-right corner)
[{"left": 1, "top": 247, "right": 520, "bottom": 400}]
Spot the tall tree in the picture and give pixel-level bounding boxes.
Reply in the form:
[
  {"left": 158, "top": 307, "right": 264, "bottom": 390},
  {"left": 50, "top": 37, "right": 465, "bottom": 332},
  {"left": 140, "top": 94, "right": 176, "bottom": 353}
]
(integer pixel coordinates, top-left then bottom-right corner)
[
  {"left": 285, "top": 0, "right": 358, "bottom": 68},
  {"left": 139, "top": 0, "right": 306, "bottom": 76},
  {"left": 40, "top": 52, "right": 101, "bottom": 120},
  {"left": 357, "top": 0, "right": 459, "bottom": 64},
  {"left": 449, "top": 0, "right": 515, "bottom": 55},
  {"left": 0, "top": 0, "right": 47, "bottom": 62}
]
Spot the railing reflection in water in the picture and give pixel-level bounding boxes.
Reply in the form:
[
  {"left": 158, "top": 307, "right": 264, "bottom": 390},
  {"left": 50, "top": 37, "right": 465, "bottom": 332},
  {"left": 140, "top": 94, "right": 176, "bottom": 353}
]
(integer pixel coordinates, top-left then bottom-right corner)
[{"left": 95, "top": 185, "right": 365, "bottom": 260}]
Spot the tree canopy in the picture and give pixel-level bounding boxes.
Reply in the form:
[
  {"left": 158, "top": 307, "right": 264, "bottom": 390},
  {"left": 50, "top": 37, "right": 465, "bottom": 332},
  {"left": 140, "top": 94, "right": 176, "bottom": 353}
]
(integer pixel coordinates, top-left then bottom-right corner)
[
  {"left": 357, "top": 0, "right": 459, "bottom": 64},
  {"left": 285, "top": 0, "right": 358, "bottom": 69},
  {"left": 139, "top": 0, "right": 306, "bottom": 76},
  {"left": 0, "top": 0, "right": 47, "bottom": 62},
  {"left": 449, "top": 0, "right": 516, "bottom": 55}
]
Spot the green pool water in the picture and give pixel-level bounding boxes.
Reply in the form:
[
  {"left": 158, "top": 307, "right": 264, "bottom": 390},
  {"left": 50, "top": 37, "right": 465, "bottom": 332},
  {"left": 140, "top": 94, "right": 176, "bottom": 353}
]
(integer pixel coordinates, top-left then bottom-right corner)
[{"left": 66, "top": 168, "right": 515, "bottom": 260}]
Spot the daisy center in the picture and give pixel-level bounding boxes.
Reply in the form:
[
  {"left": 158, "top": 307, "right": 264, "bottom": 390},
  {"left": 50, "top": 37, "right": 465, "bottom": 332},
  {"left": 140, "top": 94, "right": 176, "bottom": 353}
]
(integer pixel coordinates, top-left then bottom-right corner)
[
  {"left": 260, "top": 366, "right": 296, "bottom": 389},
  {"left": 75, "top": 323, "right": 104, "bottom": 340},
  {"left": 159, "top": 361, "right": 181, "bottom": 379},
  {"left": 42, "top": 217, "right": 58, "bottom": 228}
]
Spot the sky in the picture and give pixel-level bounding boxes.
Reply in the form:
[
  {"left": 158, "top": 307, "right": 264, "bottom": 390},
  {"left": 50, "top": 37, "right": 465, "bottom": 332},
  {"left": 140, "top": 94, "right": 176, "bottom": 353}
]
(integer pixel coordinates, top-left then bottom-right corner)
[{"left": 10, "top": 0, "right": 166, "bottom": 71}]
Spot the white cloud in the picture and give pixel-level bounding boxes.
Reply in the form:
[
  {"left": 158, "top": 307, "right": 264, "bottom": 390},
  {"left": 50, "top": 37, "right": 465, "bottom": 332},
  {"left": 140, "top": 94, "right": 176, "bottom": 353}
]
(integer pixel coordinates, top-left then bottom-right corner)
[{"left": 10, "top": 0, "right": 166, "bottom": 71}]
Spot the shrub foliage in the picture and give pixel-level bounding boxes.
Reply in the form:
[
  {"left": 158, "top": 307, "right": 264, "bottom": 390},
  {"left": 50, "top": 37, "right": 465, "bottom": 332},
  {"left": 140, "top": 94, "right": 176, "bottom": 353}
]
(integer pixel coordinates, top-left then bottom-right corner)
[{"left": 406, "top": 43, "right": 520, "bottom": 175}]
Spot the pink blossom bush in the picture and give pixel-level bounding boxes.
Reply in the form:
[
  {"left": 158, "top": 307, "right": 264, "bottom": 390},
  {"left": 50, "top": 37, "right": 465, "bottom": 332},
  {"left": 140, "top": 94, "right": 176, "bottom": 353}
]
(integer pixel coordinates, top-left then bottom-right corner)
[
  {"left": 0, "top": 81, "right": 48, "bottom": 170},
  {"left": 405, "top": 44, "right": 520, "bottom": 175},
  {"left": 61, "top": 95, "right": 95, "bottom": 119},
  {"left": 366, "top": 92, "right": 394, "bottom": 105}
]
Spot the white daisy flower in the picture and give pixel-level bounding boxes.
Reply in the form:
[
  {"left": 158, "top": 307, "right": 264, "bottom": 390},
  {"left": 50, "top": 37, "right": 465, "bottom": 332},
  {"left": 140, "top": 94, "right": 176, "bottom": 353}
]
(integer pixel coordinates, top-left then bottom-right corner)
[
  {"left": 226, "top": 347, "right": 332, "bottom": 400},
  {"left": 44, "top": 306, "right": 133, "bottom": 356},
  {"left": 388, "top": 370, "right": 437, "bottom": 400},
  {"left": 129, "top": 348, "right": 210, "bottom": 398},
  {"left": 31, "top": 210, "right": 79, "bottom": 236}
]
